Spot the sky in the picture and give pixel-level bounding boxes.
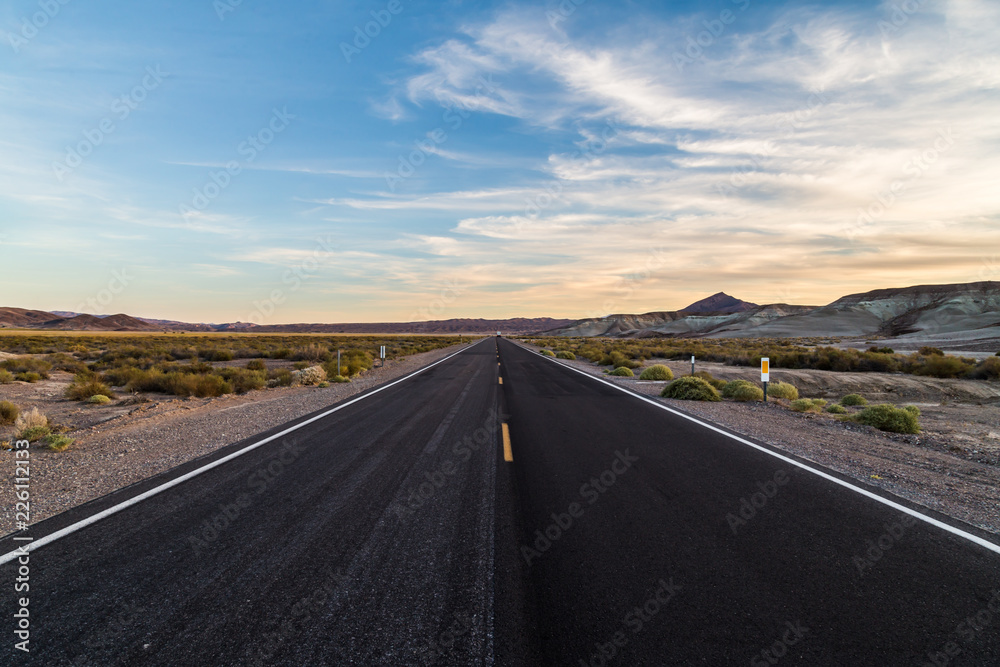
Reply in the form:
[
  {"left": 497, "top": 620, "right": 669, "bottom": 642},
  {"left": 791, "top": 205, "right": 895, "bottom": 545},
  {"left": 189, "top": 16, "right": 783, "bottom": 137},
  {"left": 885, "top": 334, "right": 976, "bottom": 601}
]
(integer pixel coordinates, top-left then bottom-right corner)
[{"left": 1, "top": 0, "right": 998, "bottom": 324}]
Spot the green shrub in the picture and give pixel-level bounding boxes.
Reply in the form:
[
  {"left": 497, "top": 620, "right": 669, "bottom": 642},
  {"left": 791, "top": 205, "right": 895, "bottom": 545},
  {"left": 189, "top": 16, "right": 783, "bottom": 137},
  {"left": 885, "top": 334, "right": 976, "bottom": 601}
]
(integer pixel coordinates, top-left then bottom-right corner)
[
  {"left": 919, "top": 346, "right": 944, "bottom": 356},
  {"left": 43, "top": 433, "right": 74, "bottom": 452},
  {"left": 164, "top": 373, "right": 232, "bottom": 397},
  {"left": 267, "top": 368, "right": 294, "bottom": 388},
  {"left": 540, "top": 349, "right": 556, "bottom": 357},
  {"left": 638, "top": 364, "right": 674, "bottom": 381},
  {"left": 555, "top": 351, "right": 576, "bottom": 360},
  {"left": 916, "top": 355, "right": 974, "bottom": 379},
  {"left": 0, "top": 369, "right": 13, "bottom": 383},
  {"left": 0, "top": 401, "right": 19, "bottom": 425},
  {"left": 851, "top": 404, "right": 920, "bottom": 434},
  {"left": 1, "top": 357, "right": 52, "bottom": 379},
  {"left": 826, "top": 404, "right": 848, "bottom": 414},
  {"left": 840, "top": 394, "right": 868, "bottom": 406},
  {"left": 86, "top": 394, "right": 113, "bottom": 405},
  {"left": 317, "top": 381, "right": 330, "bottom": 388},
  {"left": 722, "top": 380, "right": 764, "bottom": 401},
  {"left": 609, "top": 366, "right": 634, "bottom": 377},
  {"left": 790, "top": 398, "right": 826, "bottom": 413},
  {"left": 692, "top": 371, "right": 726, "bottom": 390},
  {"left": 15, "top": 372, "right": 42, "bottom": 383},
  {"left": 903, "top": 405, "right": 920, "bottom": 416},
  {"left": 968, "top": 357, "right": 1000, "bottom": 380},
  {"left": 200, "top": 349, "right": 234, "bottom": 362},
  {"left": 66, "top": 375, "right": 115, "bottom": 401},
  {"left": 767, "top": 381, "right": 798, "bottom": 400},
  {"left": 246, "top": 359, "right": 267, "bottom": 371},
  {"left": 293, "top": 361, "right": 310, "bottom": 370},
  {"left": 661, "top": 377, "right": 721, "bottom": 401},
  {"left": 868, "top": 346, "right": 894, "bottom": 354},
  {"left": 331, "top": 375, "right": 350, "bottom": 383},
  {"left": 218, "top": 368, "right": 267, "bottom": 394}
]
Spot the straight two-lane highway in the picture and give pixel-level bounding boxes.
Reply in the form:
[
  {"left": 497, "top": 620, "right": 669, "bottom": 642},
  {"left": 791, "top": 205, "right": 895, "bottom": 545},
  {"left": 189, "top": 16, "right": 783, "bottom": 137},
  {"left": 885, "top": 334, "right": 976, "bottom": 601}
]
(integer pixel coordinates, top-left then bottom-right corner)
[{"left": 2, "top": 337, "right": 998, "bottom": 665}]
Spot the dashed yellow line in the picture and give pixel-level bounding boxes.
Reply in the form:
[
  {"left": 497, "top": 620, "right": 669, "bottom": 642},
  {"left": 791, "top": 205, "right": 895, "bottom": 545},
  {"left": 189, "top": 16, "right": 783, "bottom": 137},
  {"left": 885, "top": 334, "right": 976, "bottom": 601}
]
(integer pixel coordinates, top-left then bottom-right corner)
[
  {"left": 498, "top": 377, "right": 503, "bottom": 385},
  {"left": 502, "top": 423, "right": 513, "bottom": 462}
]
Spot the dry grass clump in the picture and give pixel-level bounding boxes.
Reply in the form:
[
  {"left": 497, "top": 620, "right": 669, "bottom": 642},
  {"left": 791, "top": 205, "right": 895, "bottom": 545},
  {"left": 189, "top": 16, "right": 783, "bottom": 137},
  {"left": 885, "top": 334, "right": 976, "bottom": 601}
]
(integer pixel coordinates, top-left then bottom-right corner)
[
  {"left": 291, "top": 365, "right": 327, "bottom": 386},
  {"left": 0, "top": 400, "right": 19, "bottom": 425},
  {"left": 65, "top": 375, "right": 115, "bottom": 401}
]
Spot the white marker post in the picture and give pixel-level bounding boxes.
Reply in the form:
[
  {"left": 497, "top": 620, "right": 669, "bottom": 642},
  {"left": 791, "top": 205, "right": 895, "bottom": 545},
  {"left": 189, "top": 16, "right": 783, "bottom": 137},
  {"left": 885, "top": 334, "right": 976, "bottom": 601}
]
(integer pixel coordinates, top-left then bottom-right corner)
[
  {"left": 691, "top": 355, "right": 695, "bottom": 376},
  {"left": 380, "top": 345, "right": 386, "bottom": 367},
  {"left": 761, "top": 357, "right": 770, "bottom": 403},
  {"left": 337, "top": 349, "right": 341, "bottom": 377}
]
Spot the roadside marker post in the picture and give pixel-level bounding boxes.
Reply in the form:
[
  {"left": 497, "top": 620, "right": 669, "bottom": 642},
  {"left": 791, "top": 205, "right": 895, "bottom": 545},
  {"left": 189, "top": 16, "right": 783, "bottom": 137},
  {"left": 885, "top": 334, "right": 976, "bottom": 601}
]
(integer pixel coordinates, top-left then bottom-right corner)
[
  {"left": 691, "top": 355, "right": 695, "bottom": 376},
  {"left": 380, "top": 345, "right": 386, "bottom": 367},
  {"left": 761, "top": 357, "right": 770, "bottom": 402},
  {"left": 337, "top": 349, "right": 341, "bottom": 376}
]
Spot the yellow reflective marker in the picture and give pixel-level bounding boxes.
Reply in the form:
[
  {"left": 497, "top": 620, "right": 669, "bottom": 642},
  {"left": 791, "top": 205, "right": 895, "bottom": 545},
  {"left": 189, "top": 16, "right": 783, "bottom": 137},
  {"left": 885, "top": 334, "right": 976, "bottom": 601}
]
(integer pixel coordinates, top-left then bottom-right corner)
[
  {"left": 502, "top": 423, "right": 513, "bottom": 462},
  {"left": 499, "top": 377, "right": 503, "bottom": 385}
]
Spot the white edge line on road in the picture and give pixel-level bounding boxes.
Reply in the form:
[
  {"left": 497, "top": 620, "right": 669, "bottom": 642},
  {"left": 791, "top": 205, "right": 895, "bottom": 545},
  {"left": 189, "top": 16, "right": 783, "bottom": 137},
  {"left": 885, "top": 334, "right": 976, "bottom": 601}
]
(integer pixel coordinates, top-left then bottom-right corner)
[
  {"left": 516, "top": 342, "right": 1000, "bottom": 556},
  {"left": 0, "top": 341, "right": 481, "bottom": 566}
]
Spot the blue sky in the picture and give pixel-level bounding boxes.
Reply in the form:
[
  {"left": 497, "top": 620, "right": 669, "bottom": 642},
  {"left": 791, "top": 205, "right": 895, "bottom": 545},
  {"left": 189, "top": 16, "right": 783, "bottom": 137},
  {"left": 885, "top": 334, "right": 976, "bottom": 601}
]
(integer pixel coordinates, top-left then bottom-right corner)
[{"left": 2, "top": 0, "right": 998, "bottom": 323}]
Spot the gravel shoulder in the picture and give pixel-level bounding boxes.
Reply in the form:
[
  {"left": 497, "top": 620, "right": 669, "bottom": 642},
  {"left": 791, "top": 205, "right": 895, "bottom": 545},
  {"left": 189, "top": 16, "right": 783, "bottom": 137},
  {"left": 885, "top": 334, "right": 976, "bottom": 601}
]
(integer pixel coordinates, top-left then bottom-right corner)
[
  {"left": 524, "top": 345, "right": 1000, "bottom": 538},
  {"left": 0, "top": 343, "right": 468, "bottom": 536}
]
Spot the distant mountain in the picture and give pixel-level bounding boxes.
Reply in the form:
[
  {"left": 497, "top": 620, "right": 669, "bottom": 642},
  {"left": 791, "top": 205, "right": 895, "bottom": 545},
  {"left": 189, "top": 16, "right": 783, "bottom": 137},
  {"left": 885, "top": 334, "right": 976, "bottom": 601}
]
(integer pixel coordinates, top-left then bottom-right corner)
[
  {"left": 680, "top": 292, "right": 757, "bottom": 314},
  {"left": 0, "top": 308, "right": 573, "bottom": 335},
  {"left": 541, "top": 281, "right": 1000, "bottom": 342}
]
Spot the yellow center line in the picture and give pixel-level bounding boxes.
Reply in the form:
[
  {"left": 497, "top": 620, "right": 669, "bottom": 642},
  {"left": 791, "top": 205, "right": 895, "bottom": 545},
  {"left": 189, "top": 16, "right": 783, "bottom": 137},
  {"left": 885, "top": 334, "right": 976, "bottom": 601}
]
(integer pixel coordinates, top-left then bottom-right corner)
[
  {"left": 498, "top": 377, "right": 503, "bottom": 385},
  {"left": 502, "top": 423, "right": 513, "bottom": 462}
]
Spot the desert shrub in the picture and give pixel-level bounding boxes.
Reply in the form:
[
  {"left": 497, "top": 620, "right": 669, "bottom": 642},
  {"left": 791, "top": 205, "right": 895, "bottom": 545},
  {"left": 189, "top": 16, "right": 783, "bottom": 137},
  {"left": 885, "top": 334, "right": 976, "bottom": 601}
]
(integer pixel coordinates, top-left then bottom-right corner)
[
  {"left": 291, "top": 365, "right": 327, "bottom": 386},
  {"left": 165, "top": 373, "right": 232, "bottom": 397},
  {"left": 840, "top": 393, "right": 868, "bottom": 406},
  {"left": 43, "top": 433, "right": 74, "bottom": 451},
  {"left": 317, "top": 381, "right": 330, "bottom": 388},
  {"left": 293, "top": 343, "right": 332, "bottom": 363},
  {"left": 919, "top": 346, "right": 944, "bottom": 356},
  {"left": 661, "top": 377, "right": 721, "bottom": 401},
  {"left": 218, "top": 368, "right": 267, "bottom": 394},
  {"left": 46, "top": 352, "right": 89, "bottom": 374},
  {"left": 87, "top": 394, "right": 113, "bottom": 405},
  {"left": 852, "top": 404, "right": 920, "bottom": 434},
  {"left": 15, "top": 372, "right": 42, "bottom": 383},
  {"left": 14, "top": 408, "right": 49, "bottom": 440},
  {"left": 767, "top": 381, "right": 798, "bottom": 400},
  {"left": 968, "top": 357, "right": 1000, "bottom": 380},
  {"left": 540, "top": 349, "right": 556, "bottom": 357},
  {"left": 722, "top": 380, "right": 764, "bottom": 401},
  {"left": 271, "top": 348, "right": 291, "bottom": 359},
  {"left": 556, "top": 351, "right": 576, "bottom": 360},
  {"left": 331, "top": 375, "right": 350, "bottom": 383},
  {"left": 610, "top": 351, "right": 640, "bottom": 369},
  {"left": 0, "top": 369, "right": 13, "bottom": 383},
  {"left": 916, "top": 355, "right": 974, "bottom": 379},
  {"left": 66, "top": 375, "right": 115, "bottom": 401},
  {"left": 868, "top": 346, "right": 894, "bottom": 354},
  {"left": 1, "top": 357, "right": 52, "bottom": 379},
  {"left": 246, "top": 359, "right": 267, "bottom": 371},
  {"left": 638, "top": 365, "right": 674, "bottom": 381},
  {"left": 609, "top": 366, "right": 634, "bottom": 377},
  {"left": 340, "top": 350, "right": 374, "bottom": 376},
  {"left": 0, "top": 401, "right": 19, "bottom": 425},
  {"left": 903, "top": 405, "right": 920, "bottom": 416},
  {"left": 200, "top": 349, "right": 234, "bottom": 362},
  {"left": 790, "top": 398, "right": 826, "bottom": 413},
  {"left": 692, "top": 371, "right": 726, "bottom": 390},
  {"left": 826, "top": 404, "right": 848, "bottom": 414},
  {"left": 292, "top": 361, "right": 310, "bottom": 370},
  {"left": 267, "top": 368, "right": 294, "bottom": 388}
]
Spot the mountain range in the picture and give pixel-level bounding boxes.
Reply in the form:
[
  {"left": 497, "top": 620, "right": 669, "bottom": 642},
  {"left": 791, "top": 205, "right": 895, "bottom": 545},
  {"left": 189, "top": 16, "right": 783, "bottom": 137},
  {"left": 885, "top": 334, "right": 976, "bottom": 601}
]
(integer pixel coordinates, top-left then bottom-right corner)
[{"left": 2, "top": 282, "right": 998, "bottom": 346}]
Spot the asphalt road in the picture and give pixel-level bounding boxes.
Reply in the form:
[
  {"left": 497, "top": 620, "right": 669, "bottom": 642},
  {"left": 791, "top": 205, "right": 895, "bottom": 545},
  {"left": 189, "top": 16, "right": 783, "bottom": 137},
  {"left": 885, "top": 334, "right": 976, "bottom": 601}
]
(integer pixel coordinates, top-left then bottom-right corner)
[{"left": 2, "top": 337, "right": 999, "bottom": 665}]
